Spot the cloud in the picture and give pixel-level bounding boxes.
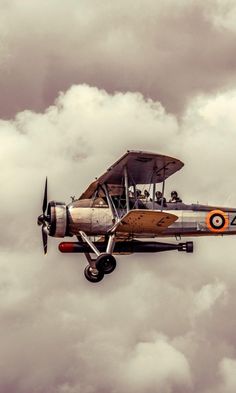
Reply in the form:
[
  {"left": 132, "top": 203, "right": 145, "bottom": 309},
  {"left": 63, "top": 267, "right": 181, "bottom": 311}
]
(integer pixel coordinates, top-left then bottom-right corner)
[
  {"left": 219, "top": 357, "right": 236, "bottom": 393},
  {"left": 1, "top": 84, "right": 236, "bottom": 392},
  {"left": 1, "top": 0, "right": 236, "bottom": 117},
  {"left": 121, "top": 336, "right": 192, "bottom": 392},
  {"left": 193, "top": 280, "right": 227, "bottom": 316}
]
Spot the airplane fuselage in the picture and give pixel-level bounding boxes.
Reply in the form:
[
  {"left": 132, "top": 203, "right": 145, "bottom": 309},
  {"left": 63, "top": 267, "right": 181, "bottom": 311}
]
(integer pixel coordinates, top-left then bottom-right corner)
[{"left": 63, "top": 200, "right": 236, "bottom": 238}]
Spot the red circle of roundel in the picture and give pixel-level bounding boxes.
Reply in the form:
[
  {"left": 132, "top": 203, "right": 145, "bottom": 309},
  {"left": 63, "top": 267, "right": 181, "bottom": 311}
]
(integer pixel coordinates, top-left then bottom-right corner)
[{"left": 206, "top": 210, "right": 229, "bottom": 233}]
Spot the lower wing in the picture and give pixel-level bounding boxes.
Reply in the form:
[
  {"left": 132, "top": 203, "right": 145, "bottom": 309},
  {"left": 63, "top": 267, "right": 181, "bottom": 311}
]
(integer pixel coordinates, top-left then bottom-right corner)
[{"left": 110, "top": 209, "right": 178, "bottom": 236}]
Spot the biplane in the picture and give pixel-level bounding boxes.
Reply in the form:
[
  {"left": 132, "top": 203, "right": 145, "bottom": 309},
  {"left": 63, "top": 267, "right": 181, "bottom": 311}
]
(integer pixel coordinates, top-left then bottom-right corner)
[{"left": 37, "top": 150, "right": 236, "bottom": 283}]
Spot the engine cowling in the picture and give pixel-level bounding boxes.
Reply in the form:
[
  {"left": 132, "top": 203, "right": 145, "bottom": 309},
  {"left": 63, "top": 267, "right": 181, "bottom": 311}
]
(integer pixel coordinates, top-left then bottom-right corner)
[{"left": 47, "top": 201, "right": 68, "bottom": 237}]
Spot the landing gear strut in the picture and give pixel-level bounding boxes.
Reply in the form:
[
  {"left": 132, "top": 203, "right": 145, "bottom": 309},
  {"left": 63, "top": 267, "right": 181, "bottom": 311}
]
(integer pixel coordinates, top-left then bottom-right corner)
[{"left": 79, "top": 231, "right": 117, "bottom": 283}]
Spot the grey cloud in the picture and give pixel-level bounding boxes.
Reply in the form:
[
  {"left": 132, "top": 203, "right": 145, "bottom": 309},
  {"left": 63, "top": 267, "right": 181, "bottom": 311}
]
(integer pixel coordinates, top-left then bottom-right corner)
[
  {"left": 1, "top": 85, "right": 236, "bottom": 392},
  {"left": 120, "top": 336, "right": 192, "bottom": 392},
  {"left": 219, "top": 357, "right": 236, "bottom": 393},
  {"left": 1, "top": 0, "right": 236, "bottom": 117}
]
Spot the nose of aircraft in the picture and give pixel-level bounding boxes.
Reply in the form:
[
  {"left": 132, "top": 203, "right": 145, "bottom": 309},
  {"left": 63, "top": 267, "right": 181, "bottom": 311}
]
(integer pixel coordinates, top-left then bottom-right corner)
[
  {"left": 37, "top": 178, "right": 68, "bottom": 253},
  {"left": 37, "top": 177, "right": 49, "bottom": 254}
]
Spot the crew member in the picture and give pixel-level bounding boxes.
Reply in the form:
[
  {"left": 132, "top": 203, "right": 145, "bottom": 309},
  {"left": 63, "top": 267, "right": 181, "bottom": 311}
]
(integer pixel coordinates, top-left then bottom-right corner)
[
  {"left": 144, "top": 189, "right": 150, "bottom": 201},
  {"left": 136, "top": 189, "right": 142, "bottom": 198},
  {"left": 156, "top": 191, "right": 167, "bottom": 207},
  {"left": 169, "top": 191, "right": 182, "bottom": 203}
]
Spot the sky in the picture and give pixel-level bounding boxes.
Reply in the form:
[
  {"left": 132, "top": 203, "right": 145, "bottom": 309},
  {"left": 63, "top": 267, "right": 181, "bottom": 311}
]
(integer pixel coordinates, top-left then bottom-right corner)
[{"left": 1, "top": 1, "right": 236, "bottom": 392}]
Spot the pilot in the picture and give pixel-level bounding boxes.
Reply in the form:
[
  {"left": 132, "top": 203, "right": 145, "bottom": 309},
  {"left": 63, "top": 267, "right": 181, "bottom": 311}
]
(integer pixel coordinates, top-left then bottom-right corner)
[
  {"left": 144, "top": 189, "right": 150, "bottom": 201},
  {"left": 169, "top": 191, "right": 182, "bottom": 203},
  {"left": 155, "top": 191, "right": 167, "bottom": 207},
  {"left": 136, "top": 189, "right": 142, "bottom": 198}
]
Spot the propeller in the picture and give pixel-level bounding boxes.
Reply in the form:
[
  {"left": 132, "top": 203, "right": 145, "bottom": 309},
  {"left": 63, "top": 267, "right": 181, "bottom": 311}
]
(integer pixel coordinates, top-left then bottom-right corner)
[{"left": 37, "top": 178, "right": 49, "bottom": 255}]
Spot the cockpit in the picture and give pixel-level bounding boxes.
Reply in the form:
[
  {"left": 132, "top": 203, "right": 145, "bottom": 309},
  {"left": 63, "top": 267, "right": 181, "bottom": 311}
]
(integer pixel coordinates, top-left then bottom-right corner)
[
  {"left": 70, "top": 187, "right": 184, "bottom": 212},
  {"left": 71, "top": 151, "right": 186, "bottom": 218}
]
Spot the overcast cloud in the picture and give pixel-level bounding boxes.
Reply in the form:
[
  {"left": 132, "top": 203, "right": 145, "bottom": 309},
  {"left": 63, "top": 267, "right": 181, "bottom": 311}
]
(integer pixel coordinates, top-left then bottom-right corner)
[
  {"left": 0, "top": 84, "right": 236, "bottom": 393},
  {"left": 1, "top": 1, "right": 236, "bottom": 392},
  {"left": 1, "top": 0, "right": 236, "bottom": 117}
]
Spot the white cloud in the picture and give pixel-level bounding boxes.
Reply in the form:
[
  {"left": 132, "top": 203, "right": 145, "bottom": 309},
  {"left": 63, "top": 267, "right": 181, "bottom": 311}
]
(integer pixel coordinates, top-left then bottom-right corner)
[
  {"left": 0, "top": 84, "right": 236, "bottom": 392},
  {"left": 121, "top": 336, "right": 192, "bottom": 392},
  {"left": 220, "top": 357, "right": 236, "bottom": 393},
  {"left": 193, "top": 281, "right": 227, "bottom": 315}
]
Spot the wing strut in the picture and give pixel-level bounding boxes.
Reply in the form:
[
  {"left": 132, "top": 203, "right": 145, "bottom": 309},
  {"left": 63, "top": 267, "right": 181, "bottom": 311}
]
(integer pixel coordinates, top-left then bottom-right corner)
[
  {"left": 102, "top": 184, "right": 119, "bottom": 220},
  {"left": 124, "top": 166, "right": 130, "bottom": 213},
  {"left": 152, "top": 182, "right": 156, "bottom": 210},
  {"left": 160, "top": 168, "right": 166, "bottom": 211}
]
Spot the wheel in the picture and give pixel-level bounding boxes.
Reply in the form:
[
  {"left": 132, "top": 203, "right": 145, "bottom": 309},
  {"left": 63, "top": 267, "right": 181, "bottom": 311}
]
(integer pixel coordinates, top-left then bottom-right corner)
[
  {"left": 84, "top": 265, "right": 104, "bottom": 283},
  {"left": 186, "top": 241, "right": 193, "bottom": 253},
  {"left": 96, "top": 253, "right": 117, "bottom": 274}
]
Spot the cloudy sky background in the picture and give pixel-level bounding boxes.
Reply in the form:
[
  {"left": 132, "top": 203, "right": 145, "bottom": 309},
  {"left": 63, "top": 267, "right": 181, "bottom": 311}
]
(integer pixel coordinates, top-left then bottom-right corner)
[{"left": 1, "top": 1, "right": 236, "bottom": 392}]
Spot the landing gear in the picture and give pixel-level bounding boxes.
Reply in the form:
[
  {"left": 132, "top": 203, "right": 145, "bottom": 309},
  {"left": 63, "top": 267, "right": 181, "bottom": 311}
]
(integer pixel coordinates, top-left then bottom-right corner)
[
  {"left": 84, "top": 254, "right": 116, "bottom": 283},
  {"left": 84, "top": 265, "right": 104, "bottom": 283},
  {"left": 96, "top": 253, "right": 117, "bottom": 274},
  {"left": 79, "top": 231, "right": 117, "bottom": 283},
  {"left": 84, "top": 254, "right": 117, "bottom": 283}
]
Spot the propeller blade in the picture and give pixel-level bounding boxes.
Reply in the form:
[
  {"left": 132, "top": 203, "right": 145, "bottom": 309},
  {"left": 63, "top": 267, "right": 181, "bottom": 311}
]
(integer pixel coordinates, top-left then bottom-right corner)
[
  {"left": 42, "top": 177, "right": 48, "bottom": 214},
  {"left": 42, "top": 224, "right": 48, "bottom": 255}
]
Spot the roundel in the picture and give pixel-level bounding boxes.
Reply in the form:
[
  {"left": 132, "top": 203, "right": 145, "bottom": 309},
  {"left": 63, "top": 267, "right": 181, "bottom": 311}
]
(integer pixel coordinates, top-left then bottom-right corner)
[{"left": 206, "top": 210, "right": 229, "bottom": 233}]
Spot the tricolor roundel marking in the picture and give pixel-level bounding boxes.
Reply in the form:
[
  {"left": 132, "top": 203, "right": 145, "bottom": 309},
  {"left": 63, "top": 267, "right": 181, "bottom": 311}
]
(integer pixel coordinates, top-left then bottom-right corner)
[{"left": 206, "top": 210, "right": 229, "bottom": 233}]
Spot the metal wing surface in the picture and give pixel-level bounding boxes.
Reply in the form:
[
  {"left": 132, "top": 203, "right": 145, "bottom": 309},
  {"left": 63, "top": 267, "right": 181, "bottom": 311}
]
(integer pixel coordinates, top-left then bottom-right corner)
[
  {"left": 79, "top": 150, "right": 184, "bottom": 199},
  {"left": 110, "top": 209, "right": 178, "bottom": 235}
]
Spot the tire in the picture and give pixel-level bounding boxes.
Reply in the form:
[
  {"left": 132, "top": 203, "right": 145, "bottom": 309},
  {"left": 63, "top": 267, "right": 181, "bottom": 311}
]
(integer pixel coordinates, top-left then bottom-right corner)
[
  {"left": 84, "top": 265, "right": 104, "bottom": 283},
  {"left": 96, "top": 253, "right": 117, "bottom": 274}
]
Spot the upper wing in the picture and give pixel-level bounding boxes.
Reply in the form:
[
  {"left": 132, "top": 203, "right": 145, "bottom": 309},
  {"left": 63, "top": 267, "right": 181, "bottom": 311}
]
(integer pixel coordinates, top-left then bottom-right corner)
[
  {"left": 79, "top": 150, "right": 184, "bottom": 199},
  {"left": 109, "top": 209, "right": 178, "bottom": 235}
]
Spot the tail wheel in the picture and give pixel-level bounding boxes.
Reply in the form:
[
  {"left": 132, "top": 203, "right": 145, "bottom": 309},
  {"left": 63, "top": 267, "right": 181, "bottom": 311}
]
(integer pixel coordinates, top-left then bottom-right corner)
[
  {"left": 84, "top": 265, "right": 104, "bottom": 283},
  {"left": 96, "top": 253, "right": 117, "bottom": 274}
]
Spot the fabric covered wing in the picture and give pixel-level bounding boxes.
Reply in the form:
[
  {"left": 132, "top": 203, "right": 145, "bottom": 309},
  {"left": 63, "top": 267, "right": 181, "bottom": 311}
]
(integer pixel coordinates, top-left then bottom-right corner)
[
  {"left": 79, "top": 150, "right": 184, "bottom": 200},
  {"left": 110, "top": 210, "right": 178, "bottom": 235}
]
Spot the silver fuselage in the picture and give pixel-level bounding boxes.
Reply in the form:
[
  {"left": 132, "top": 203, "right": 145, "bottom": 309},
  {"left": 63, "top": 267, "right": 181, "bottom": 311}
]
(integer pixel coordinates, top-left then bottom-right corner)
[{"left": 65, "top": 201, "right": 236, "bottom": 238}]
